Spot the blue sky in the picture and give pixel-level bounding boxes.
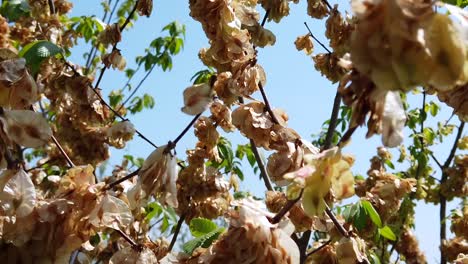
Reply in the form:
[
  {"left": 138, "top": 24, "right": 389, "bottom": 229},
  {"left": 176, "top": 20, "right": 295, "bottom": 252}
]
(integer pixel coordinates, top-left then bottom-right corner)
[{"left": 67, "top": 1, "right": 464, "bottom": 262}]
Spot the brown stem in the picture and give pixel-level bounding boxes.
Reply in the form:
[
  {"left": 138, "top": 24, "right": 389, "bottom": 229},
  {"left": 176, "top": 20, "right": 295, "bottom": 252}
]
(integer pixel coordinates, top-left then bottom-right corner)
[
  {"left": 47, "top": 0, "right": 55, "bottom": 14},
  {"left": 172, "top": 113, "right": 202, "bottom": 147},
  {"left": 337, "top": 126, "right": 357, "bottom": 147},
  {"left": 106, "top": 168, "right": 140, "bottom": 189},
  {"left": 258, "top": 82, "right": 280, "bottom": 125},
  {"left": 325, "top": 205, "right": 349, "bottom": 238},
  {"left": 299, "top": 230, "right": 312, "bottom": 263},
  {"left": 115, "top": 229, "right": 139, "bottom": 248},
  {"left": 322, "top": 91, "right": 341, "bottom": 151},
  {"left": 169, "top": 213, "right": 186, "bottom": 251},
  {"left": 304, "top": 22, "right": 331, "bottom": 54},
  {"left": 306, "top": 239, "right": 332, "bottom": 257},
  {"left": 51, "top": 134, "right": 75, "bottom": 167},
  {"left": 250, "top": 139, "right": 274, "bottom": 191},
  {"left": 270, "top": 190, "right": 303, "bottom": 224},
  {"left": 440, "top": 121, "right": 464, "bottom": 264}
]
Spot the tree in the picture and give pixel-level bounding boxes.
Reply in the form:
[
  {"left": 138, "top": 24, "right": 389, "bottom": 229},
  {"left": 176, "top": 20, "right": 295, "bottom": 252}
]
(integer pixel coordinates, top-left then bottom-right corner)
[{"left": 0, "top": 0, "right": 466, "bottom": 263}]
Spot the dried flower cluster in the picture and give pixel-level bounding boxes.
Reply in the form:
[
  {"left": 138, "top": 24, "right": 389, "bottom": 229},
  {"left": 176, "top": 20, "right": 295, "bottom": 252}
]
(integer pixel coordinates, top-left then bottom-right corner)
[{"left": 0, "top": 0, "right": 465, "bottom": 263}]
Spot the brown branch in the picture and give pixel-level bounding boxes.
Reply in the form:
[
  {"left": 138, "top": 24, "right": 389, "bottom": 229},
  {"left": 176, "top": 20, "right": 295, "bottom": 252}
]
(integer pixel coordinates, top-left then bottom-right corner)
[
  {"left": 169, "top": 213, "right": 186, "bottom": 251},
  {"left": 51, "top": 134, "right": 75, "bottom": 167},
  {"left": 270, "top": 190, "right": 303, "bottom": 224},
  {"left": 337, "top": 126, "right": 357, "bottom": 147},
  {"left": 47, "top": 0, "right": 55, "bottom": 14},
  {"left": 250, "top": 139, "right": 274, "bottom": 191},
  {"left": 106, "top": 168, "right": 140, "bottom": 189},
  {"left": 115, "top": 228, "right": 139, "bottom": 248},
  {"left": 258, "top": 82, "right": 280, "bottom": 125},
  {"left": 440, "top": 121, "right": 464, "bottom": 264},
  {"left": 322, "top": 91, "right": 341, "bottom": 151},
  {"left": 172, "top": 113, "right": 202, "bottom": 148},
  {"left": 325, "top": 205, "right": 349, "bottom": 238},
  {"left": 306, "top": 239, "right": 332, "bottom": 257},
  {"left": 304, "top": 22, "right": 331, "bottom": 54}
]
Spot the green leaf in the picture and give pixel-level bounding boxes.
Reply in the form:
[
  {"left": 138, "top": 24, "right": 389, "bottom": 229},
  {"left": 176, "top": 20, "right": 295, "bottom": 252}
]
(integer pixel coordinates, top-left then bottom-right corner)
[
  {"left": 19, "top": 41, "right": 63, "bottom": 75},
  {"left": 182, "top": 228, "right": 225, "bottom": 254},
  {"left": 0, "top": 0, "right": 30, "bottom": 21},
  {"left": 369, "top": 252, "right": 382, "bottom": 264},
  {"left": 361, "top": 200, "right": 382, "bottom": 228},
  {"left": 378, "top": 225, "right": 396, "bottom": 241},
  {"left": 384, "top": 159, "right": 395, "bottom": 170},
  {"left": 189, "top": 218, "right": 218, "bottom": 237}
]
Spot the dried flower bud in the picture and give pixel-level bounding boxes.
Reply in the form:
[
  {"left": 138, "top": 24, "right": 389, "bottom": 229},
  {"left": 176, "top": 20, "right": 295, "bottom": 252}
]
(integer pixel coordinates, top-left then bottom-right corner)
[
  {"left": 313, "top": 53, "right": 348, "bottom": 83},
  {"left": 110, "top": 247, "right": 157, "bottom": 264},
  {"left": 106, "top": 120, "right": 135, "bottom": 149},
  {"left": 98, "top": 23, "right": 121, "bottom": 47},
  {"left": 199, "top": 198, "right": 300, "bottom": 263},
  {"left": 336, "top": 237, "right": 367, "bottom": 264},
  {"left": 285, "top": 147, "right": 355, "bottom": 216},
  {"left": 136, "top": 0, "right": 153, "bottom": 17},
  {"left": 181, "top": 83, "right": 213, "bottom": 115},
  {"left": 102, "top": 50, "right": 126, "bottom": 71},
  {"left": 0, "top": 58, "right": 39, "bottom": 109},
  {"left": 259, "top": 0, "right": 292, "bottom": 23},
  {"left": 307, "top": 0, "right": 329, "bottom": 19},
  {"left": 0, "top": 169, "right": 36, "bottom": 217},
  {"left": 136, "top": 145, "right": 178, "bottom": 208},
  {"left": 89, "top": 194, "right": 133, "bottom": 229},
  {"left": 295, "top": 34, "right": 314, "bottom": 55},
  {"left": 381, "top": 91, "right": 406, "bottom": 147},
  {"left": 1, "top": 109, "right": 52, "bottom": 148},
  {"left": 210, "top": 101, "right": 235, "bottom": 132}
]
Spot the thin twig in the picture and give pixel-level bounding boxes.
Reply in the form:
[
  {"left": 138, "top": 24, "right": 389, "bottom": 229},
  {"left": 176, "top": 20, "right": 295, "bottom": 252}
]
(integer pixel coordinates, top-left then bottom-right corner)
[
  {"left": 306, "top": 239, "right": 332, "bottom": 257},
  {"left": 169, "top": 213, "right": 186, "bottom": 251},
  {"left": 117, "top": 64, "right": 151, "bottom": 111},
  {"left": 258, "top": 82, "right": 280, "bottom": 125},
  {"left": 337, "top": 126, "right": 357, "bottom": 147},
  {"left": 304, "top": 22, "right": 331, "bottom": 54},
  {"left": 51, "top": 134, "right": 75, "bottom": 167},
  {"left": 115, "top": 229, "right": 139, "bottom": 248},
  {"left": 260, "top": 9, "right": 270, "bottom": 27},
  {"left": 321, "top": 0, "right": 333, "bottom": 10},
  {"left": 107, "top": 168, "right": 140, "bottom": 189},
  {"left": 26, "top": 158, "right": 56, "bottom": 172},
  {"left": 172, "top": 113, "right": 202, "bottom": 147},
  {"left": 270, "top": 190, "right": 303, "bottom": 224},
  {"left": 250, "top": 139, "right": 274, "bottom": 191},
  {"left": 322, "top": 91, "right": 341, "bottom": 150},
  {"left": 440, "top": 121, "right": 464, "bottom": 264},
  {"left": 299, "top": 230, "right": 312, "bottom": 264},
  {"left": 93, "top": 0, "right": 139, "bottom": 96},
  {"left": 47, "top": 0, "right": 55, "bottom": 14},
  {"left": 325, "top": 205, "right": 349, "bottom": 238}
]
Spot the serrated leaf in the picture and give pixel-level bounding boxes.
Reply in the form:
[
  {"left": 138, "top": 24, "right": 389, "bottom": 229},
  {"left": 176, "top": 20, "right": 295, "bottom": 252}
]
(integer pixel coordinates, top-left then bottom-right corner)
[
  {"left": 189, "top": 218, "right": 218, "bottom": 237},
  {"left": 361, "top": 200, "right": 382, "bottom": 228},
  {"left": 182, "top": 228, "right": 224, "bottom": 254},
  {"left": 19, "top": 41, "right": 63, "bottom": 75},
  {"left": 378, "top": 225, "right": 396, "bottom": 241}
]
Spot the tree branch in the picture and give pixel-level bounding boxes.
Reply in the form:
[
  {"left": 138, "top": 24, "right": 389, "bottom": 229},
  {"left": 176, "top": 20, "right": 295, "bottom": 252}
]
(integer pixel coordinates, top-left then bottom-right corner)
[
  {"left": 106, "top": 168, "right": 140, "bottom": 189},
  {"left": 440, "top": 121, "right": 464, "bottom": 264},
  {"left": 304, "top": 22, "right": 331, "bottom": 54},
  {"left": 51, "top": 134, "right": 75, "bottom": 167},
  {"left": 322, "top": 91, "right": 341, "bottom": 151},
  {"left": 169, "top": 213, "right": 186, "bottom": 251},
  {"left": 115, "top": 228, "right": 139, "bottom": 248},
  {"left": 306, "top": 239, "right": 332, "bottom": 257}
]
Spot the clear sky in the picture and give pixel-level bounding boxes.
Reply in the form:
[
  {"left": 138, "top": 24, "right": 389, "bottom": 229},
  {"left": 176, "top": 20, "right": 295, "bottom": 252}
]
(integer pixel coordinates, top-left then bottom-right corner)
[{"left": 68, "top": 1, "right": 464, "bottom": 262}]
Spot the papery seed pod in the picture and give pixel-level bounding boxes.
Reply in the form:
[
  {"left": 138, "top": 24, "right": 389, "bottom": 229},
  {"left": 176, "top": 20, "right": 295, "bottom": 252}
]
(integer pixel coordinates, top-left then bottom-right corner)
[
  {"left": 137, "top": 0, "right": 153, "bottom": 17},
  {"left": 295, "top": 34, "right": 314, "bottom": 55},
  {"left": 181, "top": 83, "right": 213, "bottom": 115},
  {"left": 102, "top": 50, "right": 126, "bottom": 71}
]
